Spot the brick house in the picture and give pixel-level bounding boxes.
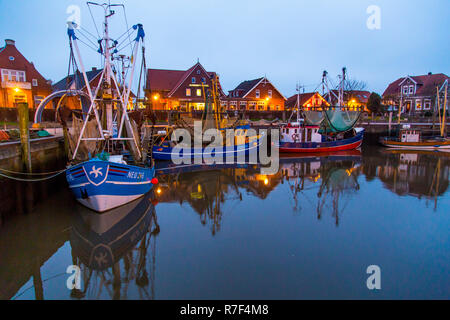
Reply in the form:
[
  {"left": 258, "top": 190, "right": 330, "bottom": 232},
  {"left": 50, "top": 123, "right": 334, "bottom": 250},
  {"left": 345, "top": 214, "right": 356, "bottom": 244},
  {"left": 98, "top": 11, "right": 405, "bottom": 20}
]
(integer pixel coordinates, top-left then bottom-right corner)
[
  {"left": 0, "top": 39, "right": 52, "bottom": 109},
  {"left": 285, "top": 92, "right": 329, "bottom": 111},
  {"left": 225, "top": 77, "right": 286, "bottom": 111},
  {"left": 145, "top": 62, "right": 226, "bottom": 111},
  {"left": 382, "top": 73, "right": 449, "bottom": 115}
]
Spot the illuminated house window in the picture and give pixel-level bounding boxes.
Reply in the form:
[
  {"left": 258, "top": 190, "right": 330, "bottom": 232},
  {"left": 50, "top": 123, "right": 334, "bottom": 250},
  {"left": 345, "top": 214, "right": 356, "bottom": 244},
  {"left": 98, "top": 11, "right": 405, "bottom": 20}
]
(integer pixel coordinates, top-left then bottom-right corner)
[
  {"left": 403, "top": 86, "right": 408, "bottom": 95},
  {"left": 415, "top": 99, "right": 422, "bottom": 110},
  {"left": 186, "top": 88, "right": 191, "bottom": 96},
  {"left": 191, "top": 77, "right": 196, "bottom": 83},
  {"left": 32, "top": 79, "right": 38, "bottom": 86},
  {"left": 196, "top": 89, "right": 201, "bottom": 96},
  {"left": 255, "top": 89, "right": 260, "bottom": 98},
  {"left": 268, "top": 90, "right": 272, "bottom": 98},
  {"left": 1, "top": 69, "right": 25, "bottom": 82}
]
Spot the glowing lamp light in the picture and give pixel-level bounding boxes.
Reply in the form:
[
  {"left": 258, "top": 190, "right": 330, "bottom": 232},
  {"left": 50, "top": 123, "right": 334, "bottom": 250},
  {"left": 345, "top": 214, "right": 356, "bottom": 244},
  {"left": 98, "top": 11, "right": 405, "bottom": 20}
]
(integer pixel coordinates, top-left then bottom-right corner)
[
  {"left": 265, "top": 97, "right": 269, "bottom": 101},
  {"left": 156, "top": 188, "right": 162, "bottom": 194},
  {"left": 153, "top": 94, "right": 159, "bottom": 101},
  {"left": 264, "top": 178, "right": 269, "bottom": 185},
  {"left": 151, "top": 177, "right": 159, "bottom": 184},
  {"left": 14, "top": 87, "right": 20, "bottom": 93}
]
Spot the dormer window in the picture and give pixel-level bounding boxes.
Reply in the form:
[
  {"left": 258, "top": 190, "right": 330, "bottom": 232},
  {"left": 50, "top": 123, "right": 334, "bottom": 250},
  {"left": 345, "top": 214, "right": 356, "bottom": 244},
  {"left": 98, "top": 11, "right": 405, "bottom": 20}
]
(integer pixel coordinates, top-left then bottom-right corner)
[
  {"left": 255, "top": 89, "right": 260, "bottom": 98},
  {"left": 235, "top": 91, "right": 239, "bottom": 97},
  {"left": 409, "top": 85, "right": 414, "bottom": 94},
  {"left": 403, "top": 86, "right": 408, "bottom": 95},
  {"left": 191, "top": 77, "right": 196, "bottom": 83},
  {"left": 32, "top": 79, "right": 38, "bottom": 86}
]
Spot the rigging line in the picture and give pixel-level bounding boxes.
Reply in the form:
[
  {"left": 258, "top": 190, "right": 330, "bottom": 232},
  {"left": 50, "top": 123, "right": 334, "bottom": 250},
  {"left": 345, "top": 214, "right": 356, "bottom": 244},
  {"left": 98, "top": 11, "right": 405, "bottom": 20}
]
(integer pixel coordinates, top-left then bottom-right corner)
[
  {"left": 0, "top": 169, "right": 67, "bottom": 182},
  {"left": 0, "top": 167, "right": 67, "bottom": 176},
  {"left": 80, "top": 25, "right": 100, "bottom": 41},
  {"left": 87, "top": 2, "right": 101, "bottom": 39},
  {"left": 77, "top": 29, "right": 99, "bottom": 49},
  {"left": 121, "top": 5, "right": 133, "bottom": 56},
  {"left": 76, "top": 37, "right": 100, "bottom": 52}
]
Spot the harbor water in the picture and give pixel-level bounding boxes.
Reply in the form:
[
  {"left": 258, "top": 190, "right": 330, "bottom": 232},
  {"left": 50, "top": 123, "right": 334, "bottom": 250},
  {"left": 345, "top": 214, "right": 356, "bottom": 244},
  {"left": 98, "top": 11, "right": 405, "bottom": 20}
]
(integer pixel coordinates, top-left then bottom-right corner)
[{"left": 0, "top": 146, "right": 449, "bottom": 299}]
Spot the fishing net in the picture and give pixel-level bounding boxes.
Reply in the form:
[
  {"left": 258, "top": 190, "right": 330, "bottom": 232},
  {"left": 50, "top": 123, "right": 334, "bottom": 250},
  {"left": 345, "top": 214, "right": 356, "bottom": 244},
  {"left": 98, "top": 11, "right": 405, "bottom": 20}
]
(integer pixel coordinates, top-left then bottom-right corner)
[
  {"left": 69, "top": 114, "right": 103, "bottom": 160},
  {"left": 324, "top": 108, "right": 360, "bottom": 132},
  {"left": 303, "top": 111, "right": 325, "bottom": 126}
]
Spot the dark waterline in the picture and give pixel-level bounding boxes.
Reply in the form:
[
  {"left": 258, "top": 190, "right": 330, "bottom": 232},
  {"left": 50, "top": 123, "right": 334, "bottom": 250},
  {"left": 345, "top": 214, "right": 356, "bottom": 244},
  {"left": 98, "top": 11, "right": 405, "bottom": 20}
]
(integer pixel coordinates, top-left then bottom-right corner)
[{"left": 0, "top": 146, "right": 449, "bottom": 300}]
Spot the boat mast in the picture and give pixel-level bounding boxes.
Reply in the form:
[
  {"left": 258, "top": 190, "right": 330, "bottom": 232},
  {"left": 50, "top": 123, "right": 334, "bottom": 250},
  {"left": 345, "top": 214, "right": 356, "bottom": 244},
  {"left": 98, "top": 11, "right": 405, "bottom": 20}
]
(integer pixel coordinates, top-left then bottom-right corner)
[
  {"left": 103, "top": 5, "right": 114, "bottom": 136},
  {"left": 296, "top": 82, "right": 300, "bottom": 122}
]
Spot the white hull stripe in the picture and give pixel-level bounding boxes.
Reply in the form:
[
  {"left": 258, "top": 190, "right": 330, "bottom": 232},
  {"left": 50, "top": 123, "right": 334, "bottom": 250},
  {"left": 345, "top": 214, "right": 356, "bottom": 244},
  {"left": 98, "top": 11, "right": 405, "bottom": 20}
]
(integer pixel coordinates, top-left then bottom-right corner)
[{"left": 69, "top": 180, "right": 151, "bottom": 188}]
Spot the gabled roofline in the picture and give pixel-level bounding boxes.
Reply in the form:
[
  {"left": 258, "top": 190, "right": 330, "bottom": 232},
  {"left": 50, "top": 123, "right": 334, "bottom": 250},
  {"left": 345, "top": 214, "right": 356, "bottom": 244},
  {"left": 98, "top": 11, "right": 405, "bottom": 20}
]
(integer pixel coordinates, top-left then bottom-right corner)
[
  {"left": 398, "top": 75, "right": 417, "bottom": 86},
  {"left": 168, "top": 62, "right": 210, "bottom": 97},
  {"left": 242, "top": 76, "right": 287, "bottom": 100}
]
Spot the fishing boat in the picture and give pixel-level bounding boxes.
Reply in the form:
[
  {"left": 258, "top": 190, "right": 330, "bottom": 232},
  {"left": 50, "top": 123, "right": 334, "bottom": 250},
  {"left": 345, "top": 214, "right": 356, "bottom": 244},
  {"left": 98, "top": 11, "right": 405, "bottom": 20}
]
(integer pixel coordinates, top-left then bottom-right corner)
[
  {"left": 56, "top": 2, "right": 158, "bottom": 212},
  {"left": 151, "top": 77, "right": 264, "bottom": 161},
  {"left": 379, "top": 125, "right": 450, "bottom": 150},
  {"left": 380, "top": 81, "right": 449, "bottom": 150},
  {"left": 279, "top": 69, "right": 364, "bottom": 153}
]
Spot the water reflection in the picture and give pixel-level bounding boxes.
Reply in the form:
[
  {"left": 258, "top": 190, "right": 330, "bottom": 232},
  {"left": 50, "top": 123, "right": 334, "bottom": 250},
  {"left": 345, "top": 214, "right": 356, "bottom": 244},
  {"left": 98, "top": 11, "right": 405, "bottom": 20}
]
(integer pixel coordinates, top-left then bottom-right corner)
[
  {"left": 69, "top": 192, "right": 159, "bottom": 299},
  {"left": 280, "top": 151, "right": 362, "bottom": 225},
  {"left": 0, "top": 148, "right": 449, "bottom": 299},
  {"left": 362, "top": 150, "right": 450, "bottom": 210}
]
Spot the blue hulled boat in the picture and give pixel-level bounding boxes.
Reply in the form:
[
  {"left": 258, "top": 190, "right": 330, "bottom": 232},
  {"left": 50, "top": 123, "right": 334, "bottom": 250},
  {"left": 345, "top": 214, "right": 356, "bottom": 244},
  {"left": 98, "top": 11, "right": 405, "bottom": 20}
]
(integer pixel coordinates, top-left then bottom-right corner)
[
  {"left": 56, "top": 3, "right": 157, "bottom": 212},
  {"left": 66, "top": 156, "right": 156, "bottom": 212}
]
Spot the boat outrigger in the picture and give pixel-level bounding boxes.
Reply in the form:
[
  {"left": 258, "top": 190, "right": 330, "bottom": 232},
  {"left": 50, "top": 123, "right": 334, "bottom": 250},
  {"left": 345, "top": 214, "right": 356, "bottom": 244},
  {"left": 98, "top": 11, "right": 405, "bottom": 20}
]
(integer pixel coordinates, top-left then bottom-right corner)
[
  {"left": 48, "top": 2, "right": 158, "bottom": 212},
  {"left": 279, "top": 69, "right": 364, "bottom": 153}
]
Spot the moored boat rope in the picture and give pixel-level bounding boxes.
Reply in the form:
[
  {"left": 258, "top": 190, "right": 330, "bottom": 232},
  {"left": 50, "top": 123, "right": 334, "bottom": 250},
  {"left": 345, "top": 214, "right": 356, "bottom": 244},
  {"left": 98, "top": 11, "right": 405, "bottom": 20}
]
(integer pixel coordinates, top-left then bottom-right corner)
[{"left": 0, "top": 168, "right": 67, "bottom": 182}]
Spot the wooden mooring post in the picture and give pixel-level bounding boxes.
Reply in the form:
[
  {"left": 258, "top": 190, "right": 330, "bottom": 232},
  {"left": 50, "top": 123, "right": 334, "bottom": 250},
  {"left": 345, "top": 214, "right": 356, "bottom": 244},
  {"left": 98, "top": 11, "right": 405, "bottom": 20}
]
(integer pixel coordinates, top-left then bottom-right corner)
[{"left": 17, "top": 102, "right": 32, "bottom": 173}]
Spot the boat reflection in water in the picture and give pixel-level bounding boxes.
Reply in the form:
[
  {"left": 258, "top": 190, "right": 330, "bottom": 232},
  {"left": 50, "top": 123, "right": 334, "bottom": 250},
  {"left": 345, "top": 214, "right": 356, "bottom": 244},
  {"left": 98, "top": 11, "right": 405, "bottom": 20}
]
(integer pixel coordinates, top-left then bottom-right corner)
[
  {"left": 69, "top": 192, "right": 159, "bottom": 299},
  {"left": 280, "top": 150, "right": 362, "bottom": 225},
  {"left": 365, "top": 149, "right": 450, "bottom": 210}
]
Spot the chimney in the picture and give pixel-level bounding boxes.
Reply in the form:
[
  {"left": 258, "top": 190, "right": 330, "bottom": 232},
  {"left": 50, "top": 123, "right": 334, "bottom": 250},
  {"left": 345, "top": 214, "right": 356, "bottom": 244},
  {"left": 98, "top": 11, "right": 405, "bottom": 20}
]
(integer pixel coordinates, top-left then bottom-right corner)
[
  {"left": 428, "top": 72, "right": 432, "bottom": 75},
  {"left": 92, "top": 67, "right": 97, "bottom": 71},
  {"left": 5, "top": 39, "right": 15, "bottom": 46}
]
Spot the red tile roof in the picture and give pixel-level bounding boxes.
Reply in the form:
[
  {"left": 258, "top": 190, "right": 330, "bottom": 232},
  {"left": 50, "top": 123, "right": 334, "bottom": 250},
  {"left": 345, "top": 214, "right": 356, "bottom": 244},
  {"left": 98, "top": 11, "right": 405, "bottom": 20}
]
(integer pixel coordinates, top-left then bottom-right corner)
[
  {"left": 0, "top": 39, "right": 51, "bottom": 91},
  {"left": 285, "top": 92, "right": 327, "bottom": 108},
  {"left": 146, "top": 62, "right": 220, "bottom": 95},
  {"left": 382, "top": 73, "right": 449, "bottom": 97}
]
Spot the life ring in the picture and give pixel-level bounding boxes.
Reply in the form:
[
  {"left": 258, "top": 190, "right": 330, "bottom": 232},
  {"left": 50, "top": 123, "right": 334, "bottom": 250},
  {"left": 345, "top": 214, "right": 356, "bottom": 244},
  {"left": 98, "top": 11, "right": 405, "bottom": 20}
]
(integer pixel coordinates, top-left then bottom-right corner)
[{"left": 291, "top": 133, "right": 299, "bottom": 141}]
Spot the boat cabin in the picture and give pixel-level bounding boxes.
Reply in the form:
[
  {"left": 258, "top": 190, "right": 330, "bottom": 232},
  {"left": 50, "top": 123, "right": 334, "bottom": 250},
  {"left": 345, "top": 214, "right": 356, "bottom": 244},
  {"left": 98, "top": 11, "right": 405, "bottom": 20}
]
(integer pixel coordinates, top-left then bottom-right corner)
[
  {"left": 399, "top": 126, "right": 420, "bottom": 143},
  {"left": 281, "top": 121, "right": 322, "bottom": 143}
]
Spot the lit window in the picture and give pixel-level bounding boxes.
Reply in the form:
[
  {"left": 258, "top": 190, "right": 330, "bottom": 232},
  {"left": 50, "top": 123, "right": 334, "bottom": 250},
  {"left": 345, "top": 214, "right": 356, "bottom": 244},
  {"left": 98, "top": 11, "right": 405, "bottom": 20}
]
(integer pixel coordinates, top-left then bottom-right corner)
[
  {"left": 268, "top": 90, "right": 272, "bottom": 98},
  {"left": 186, "top": 88, "right": 191, "bottom": 96},
  {"left": 19, "top": 72, "right": 26, "bottom": 82},
  {"left": 415, "top": 99, "right": 422, "bottom": 110},
  {"left": 32, "top": 79, "right": 38, "bottom": 86},
  {"left": 10, "top": 71, "right": 17, "bottom": 82},
  {"left": 403, "top": 86, "right": 408, "bottom": 95},
  {"left": 196, "top": 89, "right": 201, "bottom": 96},
  {"left": 255, "top": 89, "right": 260, "bottom": 98},
  {"left": 191, "top": 77, "right": 196, "bottom": 83}
]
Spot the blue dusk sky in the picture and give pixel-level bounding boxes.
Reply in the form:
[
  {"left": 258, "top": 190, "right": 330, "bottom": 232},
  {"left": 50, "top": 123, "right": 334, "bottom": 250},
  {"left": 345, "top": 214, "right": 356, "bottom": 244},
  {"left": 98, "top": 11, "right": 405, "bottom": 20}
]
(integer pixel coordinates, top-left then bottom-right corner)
[{"left": 0, "top": 0, "right": 449, "bottom": 96}]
